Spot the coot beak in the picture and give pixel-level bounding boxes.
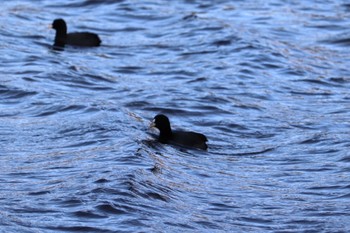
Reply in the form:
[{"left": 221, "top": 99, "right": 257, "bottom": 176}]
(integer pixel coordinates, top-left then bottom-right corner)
[
  {"left": 149, "top": 119, "right": 156, "bottom": 128},
  {"left": 48, "top": 24, "right": 53, "bottom": 29}
]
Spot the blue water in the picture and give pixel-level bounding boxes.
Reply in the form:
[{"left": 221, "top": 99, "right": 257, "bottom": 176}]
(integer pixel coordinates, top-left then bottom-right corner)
[{"left": 1, "top": 0, "right": 350, "bottom": 232}]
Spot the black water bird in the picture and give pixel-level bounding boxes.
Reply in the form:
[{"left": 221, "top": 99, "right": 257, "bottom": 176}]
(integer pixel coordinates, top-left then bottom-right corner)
[
  {"left": 151, "top": 114, "right": 208, "bottom": 150},
  {"left": 51, "top": 18, "right": 101, "bottom": 47}
]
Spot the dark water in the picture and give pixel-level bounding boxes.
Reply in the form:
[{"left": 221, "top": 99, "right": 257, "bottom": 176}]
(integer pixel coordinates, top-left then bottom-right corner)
[{"left": 1, "top": 0, "right": 350, "bottom": 232}]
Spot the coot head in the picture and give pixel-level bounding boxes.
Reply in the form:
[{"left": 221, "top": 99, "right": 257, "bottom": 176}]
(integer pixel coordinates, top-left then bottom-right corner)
[
  {"left": 52, "top": 18, "right": 67, "bottom": 33},
  {"left": 152, "top": 114, "right": 172, "bottom": 136}
]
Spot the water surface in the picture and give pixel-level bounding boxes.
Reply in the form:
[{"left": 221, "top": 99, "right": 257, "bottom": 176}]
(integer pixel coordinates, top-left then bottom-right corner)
[{"left": 1, "top": 0, "right": 350, "bottom": 232}]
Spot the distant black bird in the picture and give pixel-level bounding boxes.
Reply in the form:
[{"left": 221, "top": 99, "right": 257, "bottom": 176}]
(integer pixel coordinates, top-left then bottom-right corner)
[
  {"left": 151, "top": 114, "right": 208, "bottom": 150},
  {"left": 51, "top": 18, "right": 101, "bottom": 47}
]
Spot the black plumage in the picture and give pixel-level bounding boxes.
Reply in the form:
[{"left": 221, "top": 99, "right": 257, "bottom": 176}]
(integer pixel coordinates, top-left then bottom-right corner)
[
  {"left": 51, "top": 18, "right": 101, "bottom": 47},
  {"left": 151, "top": 114, "right": 208, "bottom": 150}
]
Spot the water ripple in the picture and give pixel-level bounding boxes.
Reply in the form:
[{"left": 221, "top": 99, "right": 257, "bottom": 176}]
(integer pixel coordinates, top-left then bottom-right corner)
[{"left": 1, "top": 0, "right": 350, "bottom": 232}]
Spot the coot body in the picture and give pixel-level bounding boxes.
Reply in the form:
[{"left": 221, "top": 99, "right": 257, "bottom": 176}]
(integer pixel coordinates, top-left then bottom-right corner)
[
  {"left": 51, "top": 18, "right": 101, "bottom": 47},
  {"left": 152, "top": 114, "right": 208, "bottom": 150}
]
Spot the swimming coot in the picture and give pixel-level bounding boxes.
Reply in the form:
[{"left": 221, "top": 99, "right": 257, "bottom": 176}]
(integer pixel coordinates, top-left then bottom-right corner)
[
  {"left": 51, "top": 18, "right": 101, "bottom": 47},
  {"left": 151, "top": 114, "right": 208, "bottom": 150}
]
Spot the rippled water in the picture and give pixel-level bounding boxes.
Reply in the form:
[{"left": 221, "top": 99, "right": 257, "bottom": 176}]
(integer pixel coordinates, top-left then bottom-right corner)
[{"left": 1, "top": 0, "right": 350, "bottom": 232}]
